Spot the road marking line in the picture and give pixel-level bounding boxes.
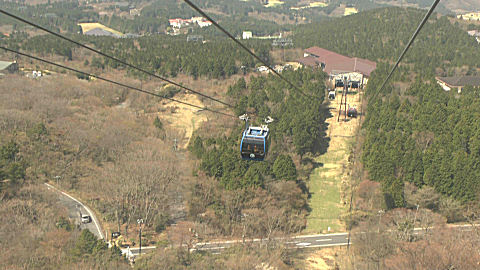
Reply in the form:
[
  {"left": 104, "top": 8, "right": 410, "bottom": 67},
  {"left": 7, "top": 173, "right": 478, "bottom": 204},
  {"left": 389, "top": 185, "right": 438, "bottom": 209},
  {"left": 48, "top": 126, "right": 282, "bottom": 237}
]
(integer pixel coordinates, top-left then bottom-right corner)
[
  {"left": 126, "top": 246, "right": 157, "bottom": 251},
  {"left": 197, "top": 246, "right": 226, "bottom": 250},
  {"left": 315, "top": 239, "right": 332, "bottom": 242},
  {"left": 296, "top": 242, "right": 311, "bottom": 246},
  {"left": 293, "top": 232, "right": 348, "bottom": 238},
  {"left": 296, "top": 243, "right": 349, "bottom": 248}
]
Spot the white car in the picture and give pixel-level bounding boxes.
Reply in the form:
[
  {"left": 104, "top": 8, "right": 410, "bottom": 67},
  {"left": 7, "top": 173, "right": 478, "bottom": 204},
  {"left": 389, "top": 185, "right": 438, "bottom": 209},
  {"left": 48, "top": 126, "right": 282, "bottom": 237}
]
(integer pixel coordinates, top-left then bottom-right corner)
[{"left": 81, "top": 215, "right": 91, "bottom": 224}]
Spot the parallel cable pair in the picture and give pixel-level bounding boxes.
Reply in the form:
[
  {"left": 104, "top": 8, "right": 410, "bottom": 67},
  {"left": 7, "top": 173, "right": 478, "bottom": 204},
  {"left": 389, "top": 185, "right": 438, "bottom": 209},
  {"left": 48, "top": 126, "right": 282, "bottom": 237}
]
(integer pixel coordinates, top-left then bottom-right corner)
[
  {"left": 182, "top": 0, "right": 315, "bottom": 100},
  {"left": 1, "top": 46, "right": 237, "bottom": 118},
  {"left": 0, "top": 9, "right": 234, "bottom": 109},
  {"left": 1, "top": 0, "right": 440, "bottom": 113}
]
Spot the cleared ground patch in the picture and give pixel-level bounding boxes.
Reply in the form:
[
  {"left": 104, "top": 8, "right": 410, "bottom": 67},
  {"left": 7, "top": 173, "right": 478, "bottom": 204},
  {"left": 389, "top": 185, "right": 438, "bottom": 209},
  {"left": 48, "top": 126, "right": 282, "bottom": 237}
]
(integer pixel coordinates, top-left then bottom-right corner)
[
  {"left": 305, "top": 88, "right": 362, "bottom": 233},
  {"left": 305, "top": 247, "right": 343, "bottom": 270},
  {"left": 344, "top": 7, "right": 359, "bottom": 16},
  {"left": 291, "top": 2, "right": 328, "bottom": 10},
  {"left": 159, "top": 93, "right": 208, "bottom": 149}
]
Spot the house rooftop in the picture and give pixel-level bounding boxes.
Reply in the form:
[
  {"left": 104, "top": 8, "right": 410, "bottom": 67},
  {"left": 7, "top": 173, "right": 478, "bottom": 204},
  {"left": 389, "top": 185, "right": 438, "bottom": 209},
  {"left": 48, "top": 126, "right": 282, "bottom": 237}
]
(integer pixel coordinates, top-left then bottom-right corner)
[
  {"left": 0, "top": 61, "right": 15, "bottom": 70},
  {"left": 84, "top": 28, "right": 121, "bottom": 38},
  {"left": 302, "top": 46, "right": 376, "bottom": 76},
  {"left": 437, "top": 76, "right": 480, "bottom": 87}
]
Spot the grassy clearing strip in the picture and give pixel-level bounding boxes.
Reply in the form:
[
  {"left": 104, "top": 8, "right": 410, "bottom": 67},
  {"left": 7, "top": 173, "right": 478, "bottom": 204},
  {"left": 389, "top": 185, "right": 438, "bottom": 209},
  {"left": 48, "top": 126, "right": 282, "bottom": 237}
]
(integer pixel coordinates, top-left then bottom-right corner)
[{"left": 305, "top": 150, "right": 346, "bottom": 233}]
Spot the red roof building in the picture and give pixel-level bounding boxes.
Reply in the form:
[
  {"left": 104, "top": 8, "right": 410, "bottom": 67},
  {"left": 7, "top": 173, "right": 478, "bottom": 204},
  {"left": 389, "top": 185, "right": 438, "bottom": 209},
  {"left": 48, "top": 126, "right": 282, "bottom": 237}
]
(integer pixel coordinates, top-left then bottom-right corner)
[{"left": 299, "top": 46, "right": 376, "bottom": 77}]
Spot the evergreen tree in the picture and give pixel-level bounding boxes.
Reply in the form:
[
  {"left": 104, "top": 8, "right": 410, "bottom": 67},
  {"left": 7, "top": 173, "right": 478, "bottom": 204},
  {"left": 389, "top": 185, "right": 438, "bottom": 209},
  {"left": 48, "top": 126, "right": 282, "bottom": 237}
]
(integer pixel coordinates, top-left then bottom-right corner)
[
  {"left": 72, "top": 229, "right": 98, "bottom": 257},
  {"left": 273, "top": 154, "right": 297, "bottom": 181},
  {"left": 153, "top": 116, "right": 163, "bottom": 130}
]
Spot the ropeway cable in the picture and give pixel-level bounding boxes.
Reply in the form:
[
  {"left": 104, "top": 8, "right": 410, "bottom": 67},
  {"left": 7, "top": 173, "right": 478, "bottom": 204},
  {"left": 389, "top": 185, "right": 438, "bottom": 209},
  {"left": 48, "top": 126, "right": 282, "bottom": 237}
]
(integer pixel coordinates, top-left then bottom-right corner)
[
  {"left": 1, "top": 46, "right": 237, "bottom": 118},
  {"left": 0, "top": 8, "right": 235, "bottom": 108}
]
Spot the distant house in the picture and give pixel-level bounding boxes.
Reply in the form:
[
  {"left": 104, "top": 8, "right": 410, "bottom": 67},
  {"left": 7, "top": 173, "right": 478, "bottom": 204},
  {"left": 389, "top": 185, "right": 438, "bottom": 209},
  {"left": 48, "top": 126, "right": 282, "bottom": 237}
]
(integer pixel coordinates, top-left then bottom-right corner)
[
  {"left": 436, "top": 76, "right": 480, "bottom": 93},
  {"left": 242, "top": 31, "right": 253, "bottom": 40},
  {"left": 169, "top": 18, "right": 190, "bottom": 28},
  {"left": 197, "top": 20, "right": 212, "bottom": 28},
  {"left": 298, "top": 46, "right": 376, "bottom": 86},
  {"left": 130, "top": 8, "right": 141, "bottom": 16},
  {"left": 0, "top": 60, "right": 18, "bottom": 75},
  {"left": 467, "top": 30, "right": 480, "bottom": 43},
  {"left": 169, "top": 17, "right": 211, "bottom": 29},
  {"left": 84, "top": 28, "right": 122, "bottom": 38},
  {"left": 257, "top": 66, "right": 269, "bottom": 72},
  {"left": 191, "top": 17, "right": 212, "bottom": 28}
]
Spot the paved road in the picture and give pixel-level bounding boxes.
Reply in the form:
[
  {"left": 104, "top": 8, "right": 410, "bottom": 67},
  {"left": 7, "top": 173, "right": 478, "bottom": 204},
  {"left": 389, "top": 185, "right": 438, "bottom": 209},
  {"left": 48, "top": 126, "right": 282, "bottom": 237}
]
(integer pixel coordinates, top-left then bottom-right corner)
[
  {"left": 121, "top": 246, "right": 157, "bottom": 260},
  {"left": 43, "top": 181, "right": 479, "bottom": 256},
  {"left": 45, "top": 183, "right": 104, "bottom": 239},
  {"left": 192, "top": 232, "right": 350, "bottom": 252},
  {"left": 193, "top": 224, "right": 478, "bottom": 252}
]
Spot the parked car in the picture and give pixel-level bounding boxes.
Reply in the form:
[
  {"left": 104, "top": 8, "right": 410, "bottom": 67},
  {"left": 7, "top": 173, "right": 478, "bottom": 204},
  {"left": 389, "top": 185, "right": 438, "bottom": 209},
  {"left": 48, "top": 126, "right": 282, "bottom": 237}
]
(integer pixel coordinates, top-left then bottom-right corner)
[
  {"left": 328, "top": 90, "right": 336, "bottom": 99},
  {"left": 347, "top": 107, "right": 358, "bottom": 118},
  {"left": 81, "top": 214, "right": 91, "bottom": 224}
]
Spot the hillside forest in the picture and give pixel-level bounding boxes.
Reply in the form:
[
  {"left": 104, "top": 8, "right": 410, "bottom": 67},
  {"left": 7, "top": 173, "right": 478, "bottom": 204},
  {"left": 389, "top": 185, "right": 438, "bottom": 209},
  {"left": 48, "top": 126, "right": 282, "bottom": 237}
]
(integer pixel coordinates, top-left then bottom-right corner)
[{"left": 0, "top": 3, "right": 480, "bottom": 269}]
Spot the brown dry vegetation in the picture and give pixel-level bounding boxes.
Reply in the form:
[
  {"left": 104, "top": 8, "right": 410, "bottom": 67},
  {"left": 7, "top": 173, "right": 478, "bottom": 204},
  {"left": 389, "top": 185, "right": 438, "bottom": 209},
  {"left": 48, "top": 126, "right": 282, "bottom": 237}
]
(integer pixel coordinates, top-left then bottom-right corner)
[
  {"left": 0, "top": 68, "right": 311, "bottom": 267},
  {"left": 271, "top": 48, "right": 304, "bottom": 63},
  {"left": 334, "top": 208, "right": 480, "bottom": 270},
  {"left": 0, "top": 183, "right": 130, "bottom": 269},
  {"left": 0, "top": 72, "right": 196, "bottom": 258}
]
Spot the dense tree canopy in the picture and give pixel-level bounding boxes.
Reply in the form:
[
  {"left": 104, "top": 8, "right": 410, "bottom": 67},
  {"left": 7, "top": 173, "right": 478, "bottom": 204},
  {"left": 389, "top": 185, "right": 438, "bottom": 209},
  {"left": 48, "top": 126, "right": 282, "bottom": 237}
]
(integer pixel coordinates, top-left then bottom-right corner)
[
  {"left": 273, "top": 154, "right": 297, "bottom": 181},
  {"left": 294, "top": 8, "right": 479, "bottom": 77},
  {"left": 362, "top": 78, "right": 480, "bottom": 207}
]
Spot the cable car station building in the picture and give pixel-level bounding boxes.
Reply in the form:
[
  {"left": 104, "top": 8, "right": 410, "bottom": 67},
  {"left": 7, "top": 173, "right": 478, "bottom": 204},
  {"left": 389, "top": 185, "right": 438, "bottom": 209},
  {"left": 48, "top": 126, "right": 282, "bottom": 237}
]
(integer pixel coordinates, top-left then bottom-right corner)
[{"left": 297, "top": 46, "right": 376, "bottom": 88}]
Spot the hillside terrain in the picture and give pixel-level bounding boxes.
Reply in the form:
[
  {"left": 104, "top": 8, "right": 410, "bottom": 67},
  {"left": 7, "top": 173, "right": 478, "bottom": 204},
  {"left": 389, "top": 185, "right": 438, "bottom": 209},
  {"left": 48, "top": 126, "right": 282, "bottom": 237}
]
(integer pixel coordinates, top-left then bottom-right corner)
[{"left": 0, "top": 2, "right": 480, "bottom": 269}]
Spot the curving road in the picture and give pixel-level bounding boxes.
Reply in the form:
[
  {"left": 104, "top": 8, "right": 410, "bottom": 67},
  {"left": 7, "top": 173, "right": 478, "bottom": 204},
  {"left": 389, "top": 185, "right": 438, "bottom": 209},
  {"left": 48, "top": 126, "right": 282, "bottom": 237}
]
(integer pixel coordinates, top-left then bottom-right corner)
[
  {"left": 44, "top": 181, "right": 479, "bottom": 256},
  {"left": 45, "top": 183, "right": 104, "bottom": 239}
]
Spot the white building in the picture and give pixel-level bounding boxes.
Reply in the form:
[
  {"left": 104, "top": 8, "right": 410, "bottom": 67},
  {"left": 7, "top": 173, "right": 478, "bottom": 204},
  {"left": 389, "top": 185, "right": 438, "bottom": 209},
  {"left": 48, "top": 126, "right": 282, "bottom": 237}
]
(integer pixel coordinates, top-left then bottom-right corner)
[
  {"left": 242, "top": 31, "right": 253, "bottom": 40},
  {"left": 197, "top": 20, "right": 212, "bottom": 28},
  {"left": 467, "top": 30, "right": 480, "bottom": 43},
  {"left": 168, "top": 18, "right": 191, "bottom": 28}
]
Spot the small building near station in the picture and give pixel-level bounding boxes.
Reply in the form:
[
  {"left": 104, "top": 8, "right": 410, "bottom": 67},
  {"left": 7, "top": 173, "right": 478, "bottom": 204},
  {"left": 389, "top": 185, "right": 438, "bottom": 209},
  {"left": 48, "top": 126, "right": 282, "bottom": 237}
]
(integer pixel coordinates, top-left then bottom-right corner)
[
  {"left": 0, "top": 60, "right": 18, "bottom": 75},
  {"left": 242, "top": 31, "right": 253, "bottom": 40},
  {"left": 436, "top": 76, "right": 480, "bottom": 93}
]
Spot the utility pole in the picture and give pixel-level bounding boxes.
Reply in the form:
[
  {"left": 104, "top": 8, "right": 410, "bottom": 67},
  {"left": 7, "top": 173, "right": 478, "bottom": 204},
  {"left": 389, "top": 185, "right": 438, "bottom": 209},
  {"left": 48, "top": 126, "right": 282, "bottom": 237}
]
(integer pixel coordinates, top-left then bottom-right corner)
[
  {"left": 137, "top": 219, "right": 143, "bottom": 257},
  {"left": 377, "top": 210, "right": 385, "bottom": 233},
  {"left": 337, "top": 76, "right": 349, "bottom": 122},
  {"left": 343, "top": 77, "right": 348, "bottom": 121},
  {"left": 54, "top": 175, "right": 61, "bottom": 186},
  {"left": 173, "top": 138, "right": 177, "bottom": 151}
]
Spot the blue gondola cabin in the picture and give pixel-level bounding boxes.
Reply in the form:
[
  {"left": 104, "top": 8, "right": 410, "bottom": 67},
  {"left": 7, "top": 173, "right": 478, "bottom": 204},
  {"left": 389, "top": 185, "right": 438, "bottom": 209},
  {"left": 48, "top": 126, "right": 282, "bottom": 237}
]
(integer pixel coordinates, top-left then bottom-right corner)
[{"left": 240, "top": 125, "right": 269, "bottom": 161}]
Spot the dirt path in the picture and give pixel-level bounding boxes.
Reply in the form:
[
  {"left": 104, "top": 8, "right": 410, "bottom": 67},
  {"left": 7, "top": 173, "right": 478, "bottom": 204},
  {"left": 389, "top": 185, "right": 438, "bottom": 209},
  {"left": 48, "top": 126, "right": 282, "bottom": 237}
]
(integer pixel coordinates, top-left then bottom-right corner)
[
  {"left": 159, "top": 93, "right": 208, "bottom": 149},
  {"left": 305, "top": 88, "right": 363, "bottom": 234}
]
